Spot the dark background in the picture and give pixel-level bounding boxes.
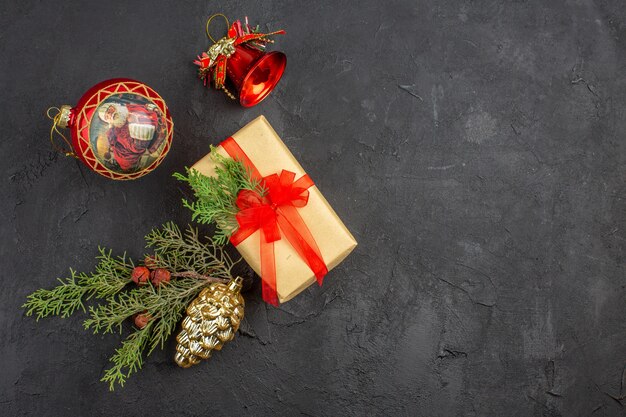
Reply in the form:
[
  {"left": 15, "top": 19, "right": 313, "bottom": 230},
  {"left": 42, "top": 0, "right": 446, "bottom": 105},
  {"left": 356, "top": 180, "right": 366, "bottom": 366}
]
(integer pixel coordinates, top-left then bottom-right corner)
[{"left": 1, "top": 1, "right": 625, "bottom": 416}]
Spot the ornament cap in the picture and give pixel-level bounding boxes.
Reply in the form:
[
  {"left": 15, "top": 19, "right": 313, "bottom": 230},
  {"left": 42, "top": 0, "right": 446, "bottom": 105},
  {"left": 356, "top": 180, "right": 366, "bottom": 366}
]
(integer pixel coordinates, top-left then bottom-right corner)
[
  {"left": 228, "top": 276, "right": 244, "bottom": 294},
  {"left": 57, "top": 105, "right": 72, "bottom": 129}
]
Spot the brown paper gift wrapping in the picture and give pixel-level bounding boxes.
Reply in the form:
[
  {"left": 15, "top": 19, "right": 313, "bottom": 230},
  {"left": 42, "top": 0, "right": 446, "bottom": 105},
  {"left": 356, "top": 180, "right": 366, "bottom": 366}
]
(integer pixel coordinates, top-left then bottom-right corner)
[{"left": 191, "top": 116, "right": 357, "bottom": 303}]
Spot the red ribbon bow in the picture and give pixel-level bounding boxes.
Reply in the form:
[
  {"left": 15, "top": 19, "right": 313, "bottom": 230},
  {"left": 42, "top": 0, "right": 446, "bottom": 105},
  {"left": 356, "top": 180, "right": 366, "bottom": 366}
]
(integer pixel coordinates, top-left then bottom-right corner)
[{"left": 222, "top": 138, "right": 327, "bottom": 306}]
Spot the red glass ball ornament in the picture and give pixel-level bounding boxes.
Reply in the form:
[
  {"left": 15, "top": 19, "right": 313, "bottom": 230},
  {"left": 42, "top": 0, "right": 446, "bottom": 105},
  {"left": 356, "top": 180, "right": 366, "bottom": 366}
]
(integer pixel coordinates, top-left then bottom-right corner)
[{"left": 52, "top": 78, "right": 173, "bottom": 180}]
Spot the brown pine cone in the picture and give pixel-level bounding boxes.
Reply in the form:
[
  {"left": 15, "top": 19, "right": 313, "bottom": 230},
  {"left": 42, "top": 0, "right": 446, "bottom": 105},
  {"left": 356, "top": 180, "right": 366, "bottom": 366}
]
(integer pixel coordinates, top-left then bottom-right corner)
[
  {"left": 133, "top": 312, "right": 152, "bottom": 329},
  {"left": 150, "top": 268, "right": 171, "bottom": 286},
  {"left": 130, "top": 266, "right": 150, "bottom": 285}
]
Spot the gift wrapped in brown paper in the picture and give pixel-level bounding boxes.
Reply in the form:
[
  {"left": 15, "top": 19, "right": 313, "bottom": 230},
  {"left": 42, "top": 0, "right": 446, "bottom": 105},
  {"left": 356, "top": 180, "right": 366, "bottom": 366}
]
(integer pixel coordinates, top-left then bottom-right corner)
[{"left": 191, "top": 116, "right": 357, "bottom": 304}]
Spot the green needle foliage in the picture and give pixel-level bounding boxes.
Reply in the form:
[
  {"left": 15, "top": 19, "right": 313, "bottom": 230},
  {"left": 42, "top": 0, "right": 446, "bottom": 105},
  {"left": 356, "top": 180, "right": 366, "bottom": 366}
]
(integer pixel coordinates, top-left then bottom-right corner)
[
  {"left": 23, "top": 222, "right": 239, "bottom": 391},
  {"left": 174, "top": 147, "right": 265, "bottom": 245},
  {"left": 22, "top": 250, "right": 133, "bottom": 319}
]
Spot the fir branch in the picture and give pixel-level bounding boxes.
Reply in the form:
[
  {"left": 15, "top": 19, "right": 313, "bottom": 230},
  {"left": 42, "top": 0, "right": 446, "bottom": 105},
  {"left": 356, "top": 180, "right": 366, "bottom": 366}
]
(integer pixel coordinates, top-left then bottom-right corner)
[
  {"left": 22, "top": 249, "right": 132, "bottom": 320},
  {"left": 145, "top": 278, "right": 208, "bottom": 354},
  {"left": 174, "top": 147, "right": 265, "bottom": 245},
  {"left": 100, "top": 321, "right": 153, "bottom": 391},
  {"left": 89, "top": 276, "right": 219, "bottom": 389},
  {"left": 23, "top": 270, "right": 89, "bottom": 319},
  {"left": 145, "top": 222, "right": 238, "bottom": 279},
  {"left": 172, "top": 271, "right": 230, "bottom": 282},
  {"left": 83, "top": 277, "right": 208, "bottom": 343},
  {"left": 84, "top": 287, "right": 146, "bottom": 335},
  {"left": 23, "top": 223, "right": 239, "bottom": 390}
]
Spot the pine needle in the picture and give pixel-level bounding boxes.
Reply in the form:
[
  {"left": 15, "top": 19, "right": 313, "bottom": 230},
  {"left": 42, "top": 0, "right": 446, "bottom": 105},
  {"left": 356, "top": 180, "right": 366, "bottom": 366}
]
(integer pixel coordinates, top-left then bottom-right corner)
[
  {"left": 23, "top": 249, "right": 132, "bottom": 320},
  {"left": 23, "top": 222, "right": 238, "bottom": 390},
  {"left": 100, "top": 321, "right": 153, "bottom": 390},
  {"left": 174, "top": 147, "right": 265, "bottom": 245}
]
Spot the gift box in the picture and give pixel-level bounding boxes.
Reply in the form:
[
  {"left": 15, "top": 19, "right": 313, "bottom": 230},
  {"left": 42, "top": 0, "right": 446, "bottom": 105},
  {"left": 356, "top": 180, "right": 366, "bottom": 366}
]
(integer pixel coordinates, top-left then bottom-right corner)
[{"left": 192, "top": 116, "right": 357, "bottom": 303}]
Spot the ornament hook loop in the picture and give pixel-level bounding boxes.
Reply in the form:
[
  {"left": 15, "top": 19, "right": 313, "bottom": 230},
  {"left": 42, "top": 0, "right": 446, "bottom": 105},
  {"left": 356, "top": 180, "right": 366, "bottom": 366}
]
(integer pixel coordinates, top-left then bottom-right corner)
[
  {"left": 206, "top": 13, "right": 230, "bottom": 44},
  {"left": 46, "top": 106, "right": 77, "bottom": 159}
]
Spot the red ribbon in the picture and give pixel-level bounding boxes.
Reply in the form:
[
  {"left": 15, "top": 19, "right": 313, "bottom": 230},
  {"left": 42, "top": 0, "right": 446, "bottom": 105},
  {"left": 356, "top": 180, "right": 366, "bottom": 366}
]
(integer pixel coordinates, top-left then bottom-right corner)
[{"left": 222, "top": 137, "right": 327, "bottom": 305}]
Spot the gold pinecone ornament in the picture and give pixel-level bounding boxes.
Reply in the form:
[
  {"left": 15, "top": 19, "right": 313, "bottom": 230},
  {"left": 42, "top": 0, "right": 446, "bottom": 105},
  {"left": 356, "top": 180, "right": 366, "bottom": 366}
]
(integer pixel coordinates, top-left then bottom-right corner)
[{"left": 174, "top": 277, "right": 245, "bottom": 368}]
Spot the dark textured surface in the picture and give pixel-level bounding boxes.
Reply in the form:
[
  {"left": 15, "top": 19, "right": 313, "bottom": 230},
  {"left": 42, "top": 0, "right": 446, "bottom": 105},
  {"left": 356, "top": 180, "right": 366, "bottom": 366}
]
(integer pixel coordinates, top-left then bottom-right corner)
[{"left": 1, "top": 1, "right": 625, "bottom": 416}]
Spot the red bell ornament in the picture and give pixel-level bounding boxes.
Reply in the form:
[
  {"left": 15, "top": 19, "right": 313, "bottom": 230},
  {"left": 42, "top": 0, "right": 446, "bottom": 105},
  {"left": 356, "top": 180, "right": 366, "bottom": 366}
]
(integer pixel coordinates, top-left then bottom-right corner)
[
  {"left": 194, "top": 15, "right": 286, "bottom": 107},
  {"left": 48, "top": 78, "right": 173, "bottom": 180}
]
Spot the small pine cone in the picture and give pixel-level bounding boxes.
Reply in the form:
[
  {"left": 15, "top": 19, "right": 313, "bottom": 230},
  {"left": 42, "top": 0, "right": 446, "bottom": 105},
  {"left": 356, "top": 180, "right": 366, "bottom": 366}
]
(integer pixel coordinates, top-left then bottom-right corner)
[
  {"left": 133, "top": 312, "right": 152, "bottom": 329},
  {"left": 131, "top": 266, "right": 150, "bottom": 285},
  {"left": 174, "top": 277, "right": 245, "bottom": 368},
  {"left": 150, "top": 268, "right": 171, "bottom": 286}
]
